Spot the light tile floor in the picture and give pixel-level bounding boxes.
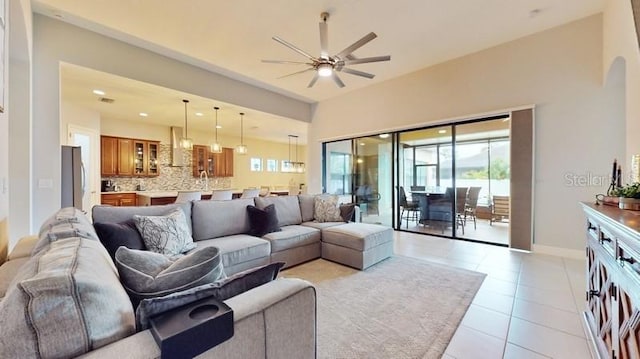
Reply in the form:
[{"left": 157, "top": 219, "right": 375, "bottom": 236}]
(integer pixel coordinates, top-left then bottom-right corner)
[{"left": 392, "top": 231, "right": 594, "bottom": 359}]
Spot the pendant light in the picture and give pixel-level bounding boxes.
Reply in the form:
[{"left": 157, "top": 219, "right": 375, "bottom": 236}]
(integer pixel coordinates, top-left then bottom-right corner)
[
  {"left": 180, "top": 99, "right": 193, "bottom": 150},
  {"left": 210, "top": 106, "right": 222, "bottom": 153},
  {"left": 284, "top": 134, "right": 305, "bottom": 173},
  {"left": 235, "top": 112, "right": 248, "bottom": 155}
]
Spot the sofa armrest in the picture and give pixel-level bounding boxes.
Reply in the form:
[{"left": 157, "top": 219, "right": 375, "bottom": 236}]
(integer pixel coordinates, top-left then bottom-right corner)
[
  {"left": 78, "top": 278, "right": 316, "bottom": 359},
  {"left": 7, "top": 235, "right": 38, "bottom": 261}
]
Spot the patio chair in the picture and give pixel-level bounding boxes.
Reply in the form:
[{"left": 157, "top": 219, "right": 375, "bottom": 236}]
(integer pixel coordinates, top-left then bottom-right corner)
[{"left": 490, "top": 195, "right": 510, "bottom": 225}]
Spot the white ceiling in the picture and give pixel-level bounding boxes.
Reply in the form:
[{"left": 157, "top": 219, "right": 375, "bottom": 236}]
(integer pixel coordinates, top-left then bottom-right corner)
[{"left": 37, "top": 0, "right": 605, "bottom": 143}]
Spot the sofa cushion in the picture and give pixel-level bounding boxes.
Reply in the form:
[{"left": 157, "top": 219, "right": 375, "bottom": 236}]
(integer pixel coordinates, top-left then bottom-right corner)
[
  {"left": 247, "top": 204, "right": 281, "bottom": 237},
  {"left": 262, "top": 225, "right": 321, "bottom": 253},
  {"left": 192, "top": 198, "right": 255, "bottom": 240},
  {"left": 300, "top": 221, "right": 345, "bottom": 230},
  {"left": 0, "top": 237, "right": 135, "bottom": 359},
  {"left": 314, "top": 195, "right": 343, "bottom": 222},
  {"left": 7, "top": 235, "right": 38, "bottom": 261},
  {"left": 134, "top": 209, "right": 196, "bottom": 256},
  {"left": 0, "top": 257, "right": 29, "bottom": 299},
  {"left": 195, "top": 235, "right": 270, "bottom": 268},
  {"left": 255, "top": 195, "right": 303, "bottom": 227},
  {"left": 32, "top": 207, "right": 100, "bottom": 256},
  {"left": 322, "top": 223, "right": 394, "bottom": 251},
  {"left": 135, "top": 261, "right": 285, "bottom": 331},
  {"left": 298, "top": 194, "right": 316, "bottom": 222},
  {"left": 115, "top": 246, "right": 225, "bottom": 306},
  {"left": 92, "top": 202, "right": 193, "bottom": 234},
  {"left": 94, "top": 219, "right": 146, "bottom": 260}
]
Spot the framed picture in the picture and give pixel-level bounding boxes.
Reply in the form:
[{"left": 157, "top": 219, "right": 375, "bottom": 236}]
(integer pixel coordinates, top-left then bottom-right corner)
[{"left": 0, "top": 0, "right": 5, "bottom": 113}]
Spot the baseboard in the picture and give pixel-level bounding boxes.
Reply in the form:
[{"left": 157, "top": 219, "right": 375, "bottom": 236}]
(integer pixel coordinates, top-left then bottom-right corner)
[{"left": 532, "top": 244, "right": 584, "bottom": 259}]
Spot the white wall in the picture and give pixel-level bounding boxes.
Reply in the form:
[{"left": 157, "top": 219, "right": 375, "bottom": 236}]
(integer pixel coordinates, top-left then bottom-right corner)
[
  {"left": 309, "top": 15, "right": 625, "bottom": 252},
  {"left": 5, "top": 0, "right": 33, "bottom": 249},
  {"left": 603, "top": 0, "right": 640, "bottom": 166},
  {"left": 32, "top": 15, "right": 312, "bottom": 229}
]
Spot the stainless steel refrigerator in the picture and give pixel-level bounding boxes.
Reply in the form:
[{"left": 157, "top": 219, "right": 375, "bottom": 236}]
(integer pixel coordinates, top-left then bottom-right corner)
[{"left": 61, "top": 145, "right": 84, "bottom": 209}]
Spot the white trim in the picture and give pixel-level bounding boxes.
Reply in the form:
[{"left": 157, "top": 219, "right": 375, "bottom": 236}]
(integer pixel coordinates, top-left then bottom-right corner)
[
  {"left": 532, "top": 244, "right": 584, "bottom": 259},
  {"left": 317, "top": 104, "right": 537, "bottom": 143}
]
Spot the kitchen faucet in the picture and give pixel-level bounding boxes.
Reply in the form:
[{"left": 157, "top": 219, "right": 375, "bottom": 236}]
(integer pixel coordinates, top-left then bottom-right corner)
[{"left": 199, "top": 171, "right": 209, "bottom": 191}]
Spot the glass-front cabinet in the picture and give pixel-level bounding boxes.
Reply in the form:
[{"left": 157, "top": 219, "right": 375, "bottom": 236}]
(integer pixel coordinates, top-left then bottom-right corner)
[{"left": 133, "top": 140, "right": 160, "bottom": 177}]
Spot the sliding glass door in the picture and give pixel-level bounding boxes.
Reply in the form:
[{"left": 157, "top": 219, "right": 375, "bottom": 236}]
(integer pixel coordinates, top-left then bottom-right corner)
[{"left": 323, "top": 135, "right": 393, "bottom": 226}]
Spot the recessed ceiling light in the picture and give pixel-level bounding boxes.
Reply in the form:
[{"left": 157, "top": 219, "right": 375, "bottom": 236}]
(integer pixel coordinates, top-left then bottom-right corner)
[
  {"left": 216, "top": 125, "right": 222, "bottom": 129},
  {"left": 438, "top": 129, "right": 447, "bottom": 134},
  {"left": 195, "top": 112, "right": 203, "bottom": 117},
  {"left": 360, "top": 142, "right": 365, "bottom": 146},
  {"left": 503, "top": 118, "right": 511, "bottom": 122},
  {"left": 92, "top": 89, "right": 105, "bottom": 96},
  {"left": 139, "top": 112, "right": 148, "bottom": 117},
  {"left": 379, "top": 133, "right": 390, "bottom": 139}
]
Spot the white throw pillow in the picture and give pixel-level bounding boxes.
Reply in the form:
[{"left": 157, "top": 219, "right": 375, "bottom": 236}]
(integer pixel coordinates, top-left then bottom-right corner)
[
  {"left": 314, "top": 195, "right": 343, "bottom": 222},
  {"left": 134, "top": 209, "right": 195, "bottom": 256}
]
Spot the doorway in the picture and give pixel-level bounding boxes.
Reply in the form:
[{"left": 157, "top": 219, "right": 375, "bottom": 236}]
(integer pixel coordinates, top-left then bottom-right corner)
[{"left": 66, "top": 124, "right": 100, "bottom": 212}]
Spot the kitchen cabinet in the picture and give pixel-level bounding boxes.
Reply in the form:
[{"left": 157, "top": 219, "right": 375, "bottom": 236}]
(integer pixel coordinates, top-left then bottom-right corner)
[
  {"left": 582, "top": 203, "right": 640, "bottom": 359},
  {"left": 101, "top": 193, "right": 137, "bottom": 206},
  {"left": 213, "top": 147, "right": 234, "bottom": 177},
  {"left": 192, "top": 146, "right": 232, "bottom": 177},
  {"left": 101, "top": 136, "right": 159, "bottom": 177},
  {"left": 134, "top": 140, "right": 160, "bottom": 177},
  {"left": 192, "top": 145, "right": 213, "bottom": 177}
]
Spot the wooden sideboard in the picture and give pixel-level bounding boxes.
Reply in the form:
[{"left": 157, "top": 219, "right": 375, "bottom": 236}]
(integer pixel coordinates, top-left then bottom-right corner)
[{"left": 581, "top": 202, "right": 640, "bottom": 359}]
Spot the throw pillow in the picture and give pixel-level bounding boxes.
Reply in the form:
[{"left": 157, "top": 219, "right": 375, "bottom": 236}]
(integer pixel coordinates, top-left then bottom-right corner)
[
  {"left": 133, "top": 209, "right": 195, "bottom": 256},
  {"left": 314, "top": 195, "right": 343, "bottom": 222},
  {"left": 115, "top": 246, "right": 225, "bottom": 307},
  {"left": 135, "top": 262, "right": 285, "bottom": 330},
  {"left": 247, "top": 204, "right": 281, "bottom": 237},
  {"left": 94, "top": 219, "right": 146, "bottom": 260},
  {"left": 339, "top": 203, "right": 357, "bottom": 222}
]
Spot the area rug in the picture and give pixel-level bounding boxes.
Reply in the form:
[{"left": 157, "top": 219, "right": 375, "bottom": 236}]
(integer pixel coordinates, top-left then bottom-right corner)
[{"left": 282, "top": 256, "right": 486, "bottom": 359}]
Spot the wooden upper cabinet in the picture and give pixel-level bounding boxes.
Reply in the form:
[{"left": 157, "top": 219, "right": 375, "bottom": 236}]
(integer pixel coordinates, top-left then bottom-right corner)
[
  {"left": 192, "top": 145, "right": 209, "bottom": 177},
  {"left": 117, "top": 138, "right": 134, "bottom": 176},
  {"left": 101, "top": 136, "right": 118, "bottom": 176},
  {"left": 212, "top": 147, "right": 234, "bottom": 177},
  {"left": 101, "top": 136, "right": 160, "bottom": 177}
]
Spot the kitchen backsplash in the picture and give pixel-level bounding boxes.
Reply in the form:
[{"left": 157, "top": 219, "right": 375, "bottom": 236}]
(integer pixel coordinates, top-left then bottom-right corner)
[{"left": 102, "top": 144, "right": 232, "bottom": 192}]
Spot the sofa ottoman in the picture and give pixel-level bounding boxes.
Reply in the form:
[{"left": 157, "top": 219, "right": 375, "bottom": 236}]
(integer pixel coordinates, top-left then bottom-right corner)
[{"left": 321, "top": 223, "right": 394, "bottom": 270}]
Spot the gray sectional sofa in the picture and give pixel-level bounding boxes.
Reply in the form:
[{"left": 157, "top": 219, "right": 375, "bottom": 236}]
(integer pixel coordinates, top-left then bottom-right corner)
[
  {"left": 91, "top": 194, "right": 393, "bottom": 275},
  {"left": 0, "top": 194, "right": 393, "bottom": 358}
]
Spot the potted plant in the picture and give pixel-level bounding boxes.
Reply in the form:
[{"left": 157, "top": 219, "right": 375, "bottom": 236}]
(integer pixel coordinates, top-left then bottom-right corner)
[{"left": 612, "top": 182, "right": 640, "bottom": 210}]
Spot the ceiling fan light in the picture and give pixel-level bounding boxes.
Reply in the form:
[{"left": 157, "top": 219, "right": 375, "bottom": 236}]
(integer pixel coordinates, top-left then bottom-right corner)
[{"left": 318, "top": 63, "right": 333, "bottom": 77}]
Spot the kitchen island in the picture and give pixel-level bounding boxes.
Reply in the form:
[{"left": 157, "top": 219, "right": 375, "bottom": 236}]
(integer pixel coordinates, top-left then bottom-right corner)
[{"left": 136, "top": 190, "right": 243, "bottom": 206}]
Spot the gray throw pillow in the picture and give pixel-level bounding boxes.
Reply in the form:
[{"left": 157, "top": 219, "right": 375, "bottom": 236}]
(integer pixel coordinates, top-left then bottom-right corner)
[
  {"left": 135, "top": 261, "right": 285, "bottom": 331},
  {"left": 115, "top": 246, "right": 225, "bottom": 307},
  {"left": 134, "top": 209, "right": 195, "bottom": 256},
  {"left": 314, "top": 195, "right": 343, "bottom": 222}
]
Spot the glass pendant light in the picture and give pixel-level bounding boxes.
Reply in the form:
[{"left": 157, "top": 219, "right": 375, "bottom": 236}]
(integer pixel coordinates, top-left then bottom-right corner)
[
  {"left": 180, "top": 99, "right": 193, "bottom": 150},
  {"left": 235, "top": 112, "right": 248, "bottom": 155},
  {"left": 210, "top": 106, "right": 223, "bottom": 153}
]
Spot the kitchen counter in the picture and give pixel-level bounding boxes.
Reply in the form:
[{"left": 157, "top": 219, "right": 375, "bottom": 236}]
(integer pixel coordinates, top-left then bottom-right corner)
[{"left": 136, "top": 190, "right": 242, "bottom": 198}]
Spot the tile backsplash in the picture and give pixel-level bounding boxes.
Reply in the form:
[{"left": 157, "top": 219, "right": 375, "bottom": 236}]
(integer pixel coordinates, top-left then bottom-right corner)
[{"left": 102, "top": 144, "right": 232, "bottom": 191}]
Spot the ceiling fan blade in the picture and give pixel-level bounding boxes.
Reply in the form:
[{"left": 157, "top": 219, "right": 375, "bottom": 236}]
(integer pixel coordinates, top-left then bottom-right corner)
[
  {"left": 341, "top": 55, "right": 391, "bottom": 65},
  {"left": 331, "top": 73, "right": 345, "bottom": 88},
  {"left": 319, "top": 21, "right": 329, "bottom": 58},
  {"left": 262, "top": 60, "right": 311, "bottom": 65},
  {"left": 278, "top": 68, "right": 314, "bottom": 79},
  {"left": 272, "top": 36, "right": 317, "bottom": 61},
  {"left": 335, "top": 32, "right": 378, "bottom": 59},
  {"left": 339, "top": 67, "right": 375, "bottom": 79},
  {"left": 307, "top": 73, "right": 320, "bottom": 88}
]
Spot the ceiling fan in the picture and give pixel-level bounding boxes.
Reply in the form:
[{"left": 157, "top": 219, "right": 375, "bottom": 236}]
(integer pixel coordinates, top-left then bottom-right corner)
[{"left": 262, "top": 12, "right": 391, "bottom": 88}]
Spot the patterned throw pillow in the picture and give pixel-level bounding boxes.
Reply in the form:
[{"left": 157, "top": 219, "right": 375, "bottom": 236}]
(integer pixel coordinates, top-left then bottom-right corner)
[
  {"left": 133, "top": 209, "right": 195, "bottom": 256},
  {"left": 314, "top": 195, "right": 344, "bottom": 222}
]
